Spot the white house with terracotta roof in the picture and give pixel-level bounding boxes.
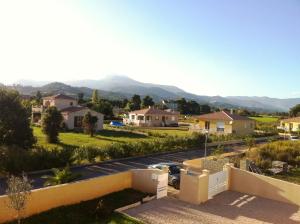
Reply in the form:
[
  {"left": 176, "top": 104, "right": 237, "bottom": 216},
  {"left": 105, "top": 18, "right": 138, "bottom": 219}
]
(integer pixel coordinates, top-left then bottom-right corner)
[
  {"left": 197, "top": 110, "right": 255, "bottom": 135},
  {"left": 123, "top": 107, "right": 180, "bottom": 127},
  {"left": 32, "top": 94, "right": 104, "bottom": 131}
]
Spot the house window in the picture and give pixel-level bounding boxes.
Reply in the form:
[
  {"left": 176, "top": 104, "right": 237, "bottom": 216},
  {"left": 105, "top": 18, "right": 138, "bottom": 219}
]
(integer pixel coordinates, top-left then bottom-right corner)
[
  {"left": 70, "top": 102, "right": 73, "bottom": 106},
  {"left": 171, "top": 116, "right": 175, "bottom": 121},
  {"left": 74, "top": 116, "right": 83, "bottom": 128},
  {"left": 137, "top": 115, "right": 144, "bottom": 120},
  {"left": 146, "top": 116, "right": 151, "bottom": 121},
  {"left": 216, "top": 121, "right": 225, "bottom": 132},
  {"left": 205, "top": 121, "right": 210, "bottom": 130},
  {"left": 131, "top": 115, "right": 135, "bottom": 120}
]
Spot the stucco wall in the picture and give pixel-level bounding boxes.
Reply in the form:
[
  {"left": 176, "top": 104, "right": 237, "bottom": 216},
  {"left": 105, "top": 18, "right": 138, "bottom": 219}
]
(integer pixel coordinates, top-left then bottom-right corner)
[
  {"left": 280, "top": 121, "right": 300, "bottom": 132},
  {"left": 232, "top": 120, "right": 255, "bottom": 135},
  {"left": 132, "top": 169, "right": 167, "bottom": 194},
  {"left": 0, "top": 171, "right": 131, "bottom": 223},
  {"left": 125, "top": 113, "right": 179, "bottom": 127},
  {"left": 43, "top": 99, "right": 78, "bottom": 110},
  {"left": 198, "top": 120, "right": 232, "bottom": 135},
  {"left": 179, "top": 169, "right": 209, "bottom": 204},
  {"left": 63, "top": 109, "right": 104, "bottom": 130},
  {"left": 229, "top": 167, "right": 300, "bottom": 206}
]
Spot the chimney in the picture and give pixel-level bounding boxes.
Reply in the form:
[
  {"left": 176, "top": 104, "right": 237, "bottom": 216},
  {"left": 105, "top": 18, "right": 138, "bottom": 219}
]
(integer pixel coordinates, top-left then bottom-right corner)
[{"left": 230, "top": 109, "right": 234, "bottom": 114}]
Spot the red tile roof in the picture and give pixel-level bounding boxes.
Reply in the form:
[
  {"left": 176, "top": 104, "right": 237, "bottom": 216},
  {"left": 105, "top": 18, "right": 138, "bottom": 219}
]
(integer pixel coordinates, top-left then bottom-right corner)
[
  {"left": 130, "top": 107, "right": 180, "bottom": 116},
  {"left": 197, "top": 111, "right": 252, "bottom": 121},
  {"left": 43, "top": 94, "right": 75, "bottom": 101}
]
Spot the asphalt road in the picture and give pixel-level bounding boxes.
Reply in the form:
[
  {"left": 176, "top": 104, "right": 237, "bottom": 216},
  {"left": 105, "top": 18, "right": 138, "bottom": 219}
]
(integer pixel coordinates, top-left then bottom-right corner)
[{"left": 0, "top": 143, "right": 248, "bottom": 195}]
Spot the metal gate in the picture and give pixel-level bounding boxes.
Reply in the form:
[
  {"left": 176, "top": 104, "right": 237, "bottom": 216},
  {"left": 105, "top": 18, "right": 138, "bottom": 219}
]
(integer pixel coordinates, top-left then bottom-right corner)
[{"left": 208, "top": 170, "right": 228, "bottom": 199}]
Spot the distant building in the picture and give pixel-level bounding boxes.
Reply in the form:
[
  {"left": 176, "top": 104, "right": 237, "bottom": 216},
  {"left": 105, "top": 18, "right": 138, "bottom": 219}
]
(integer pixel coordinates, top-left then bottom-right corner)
[
  {"left": 32, "top": 94, "right": 104, "bottom": 131},
  {"left": 123, "top": 107, "right": 180, "bottom": 127},
  {"left": 279, "top": 117, "right": 300, "bottom": 132},
  {"left": 197, "top": 110, "right": 255, "bottom": 135}
]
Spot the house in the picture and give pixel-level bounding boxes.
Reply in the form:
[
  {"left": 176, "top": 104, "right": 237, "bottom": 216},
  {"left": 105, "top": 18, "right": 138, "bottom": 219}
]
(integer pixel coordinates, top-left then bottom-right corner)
[
  {"left": 32, "top": 94, "right": 104, "bottom": 131},
  {"left": 197, "top": 110, "right": 255, "bottom": 135},
  {"left": 279, "top": 117, "right": 300, "bottom": 132},
  {"left": 123, "top": 107, "right": 180, "bottom": 127}
]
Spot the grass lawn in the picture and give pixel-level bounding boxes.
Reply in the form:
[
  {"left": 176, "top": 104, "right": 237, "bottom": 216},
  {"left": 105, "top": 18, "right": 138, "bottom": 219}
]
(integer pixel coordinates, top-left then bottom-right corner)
[
  {"left": 271, "top": 168, "right": 300, "bottom": 185},
  {"left": 249, "top": 116, "right": 279, "bottom": 123},
  {"left": 8, "top": 189, "right": 146, "bottom": 224},
  {"left": 33, "top": 126, "right": 150, "bottom": 149},
  {"left": 33, "top": 126, "right": 191, "bottom": 149}
]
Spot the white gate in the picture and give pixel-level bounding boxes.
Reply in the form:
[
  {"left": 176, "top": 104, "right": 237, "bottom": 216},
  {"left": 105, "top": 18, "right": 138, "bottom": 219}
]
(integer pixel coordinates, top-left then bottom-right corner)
[{"left": 208, "top": 170, "right": 228, "bottom": 199}]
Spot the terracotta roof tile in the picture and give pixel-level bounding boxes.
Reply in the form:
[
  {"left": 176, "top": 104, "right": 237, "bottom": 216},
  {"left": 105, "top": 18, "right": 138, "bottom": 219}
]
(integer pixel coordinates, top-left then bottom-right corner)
[
  {"left": 60, "top": 106, "right": 87, "bottom": 113},
  {"left": 197, "top": 111, "right": 252, "bottom": 121},
  {"left": 129, "top": 107, "right": 180, "bottom": 116},
  {"left": 43, "top": 94, "right": 75, "bottom": 100},
  {"left": 281, "top": 117, "right": 300, "bottom": 123}
]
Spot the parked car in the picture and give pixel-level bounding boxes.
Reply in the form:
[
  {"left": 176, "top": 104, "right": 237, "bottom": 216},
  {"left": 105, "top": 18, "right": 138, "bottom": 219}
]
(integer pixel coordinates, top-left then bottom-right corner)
[
  {"left": 110, "top": 121, "right": 125, "bottom": 127},
  {"left": 148, "top": 162, "right": 182, "bottom": 189},
  {"left": 290, "top": 135, "right": 299, "bottom": 141}
]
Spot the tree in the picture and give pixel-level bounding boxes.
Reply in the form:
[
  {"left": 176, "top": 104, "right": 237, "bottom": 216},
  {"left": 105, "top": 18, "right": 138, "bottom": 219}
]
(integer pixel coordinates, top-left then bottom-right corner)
[
  {"left": 92, "top": 90, "right": 99, "bottom": 104},
  {"left": 199, "top": 104, "right": 211, "bottom": 114},
  {"left": 290, "top": 104, "right": 300, "bottom": 117},
  {"left": 42, "top": 165, "right": 81, "bottom": 187},
  {"left": 245, "top": 136, "right": 256, "bottom": 151},
  {"left": 125, "top": 101, "right": 135, "bottom": 111},
  {"left": 83, "top": 112, "right": 98, "bottom": 137},
  {"left": 93, "top": 100, "right": 113, "bottom": 119},
  {"left": 42, "top": 107, "right": 63, "bottom": 143},
  {"left": 131, "top": 94, "right": 141, "bottom": 110},
  {"left": 6, "top": 174, "right": 32, "bottom": 224},
  {"left": 77, "top": 92, "right": 84, "bottom": 104},
  {"left": 35, "top": 91, "right": 42, "bottom": 105},
  {"left": 142, "top": 95, "right": 154, "bottom": 108},
  {"left": 0, "top": 88, "right": 35, "bottom": 148}
]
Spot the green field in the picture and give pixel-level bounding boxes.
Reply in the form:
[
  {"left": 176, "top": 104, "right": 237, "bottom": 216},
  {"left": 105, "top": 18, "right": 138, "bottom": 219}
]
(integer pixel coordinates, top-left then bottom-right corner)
[
  {"left": 249, "top": 116, "right": 279, "bottom": 123},
  {"left": 33, "top": 126, "right": 191, "bottom": 149}
]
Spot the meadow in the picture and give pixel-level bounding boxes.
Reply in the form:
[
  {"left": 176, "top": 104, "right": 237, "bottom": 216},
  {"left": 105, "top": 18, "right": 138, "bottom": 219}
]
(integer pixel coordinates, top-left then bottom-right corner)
[{"left": 249, "top": 116, "right": 279, "bottom": 123}]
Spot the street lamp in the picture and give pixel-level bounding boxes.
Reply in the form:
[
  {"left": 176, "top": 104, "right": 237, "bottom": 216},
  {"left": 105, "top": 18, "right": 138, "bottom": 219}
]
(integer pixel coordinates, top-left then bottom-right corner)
[{"left": 204, "top": 129, "right": 209, "bottom": 158}]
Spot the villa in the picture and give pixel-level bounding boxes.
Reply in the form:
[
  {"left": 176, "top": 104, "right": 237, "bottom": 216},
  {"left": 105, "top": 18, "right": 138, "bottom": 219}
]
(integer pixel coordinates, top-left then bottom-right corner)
[
  {"left": 123, "top": 107, "right": 180, "bottom": 127},
  {"left": 279, "top": 117, "right": 300, "bottom": 132},
  {"left": 32, "top": 94, "right": 104, "bottom": 131}
]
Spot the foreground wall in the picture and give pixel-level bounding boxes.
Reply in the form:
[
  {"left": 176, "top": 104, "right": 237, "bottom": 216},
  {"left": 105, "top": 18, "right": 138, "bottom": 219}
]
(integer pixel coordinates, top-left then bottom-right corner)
[
  {"left": 0, "top": 171, "right": 132, "bottom": 223},
  {"left": 229, "top": 167, "right": 300, "bottom": 206}
]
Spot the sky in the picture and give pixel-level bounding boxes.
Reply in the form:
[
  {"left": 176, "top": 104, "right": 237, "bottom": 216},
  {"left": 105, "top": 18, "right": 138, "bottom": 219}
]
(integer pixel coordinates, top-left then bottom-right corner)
[{"left": 0, "top": 0, "right": 299, "bottom": 98}]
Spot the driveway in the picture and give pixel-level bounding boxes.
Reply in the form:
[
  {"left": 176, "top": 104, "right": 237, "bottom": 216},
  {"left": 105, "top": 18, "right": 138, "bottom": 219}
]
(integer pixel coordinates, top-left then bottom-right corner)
[{"left": 125, "top": 191, "right": 300, "bottom": 224}]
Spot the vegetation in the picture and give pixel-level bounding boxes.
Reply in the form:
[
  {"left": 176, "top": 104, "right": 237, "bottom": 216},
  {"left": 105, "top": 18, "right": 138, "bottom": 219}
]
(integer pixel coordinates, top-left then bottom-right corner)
[
  {"left": 41, "top": 107, "right": 63, "bottom": 143},
  {"left": 290, "top": 104, "right": 300, "bottom": 117},
  {"left": 42, "top": 165, "right": 81, "bottom": 187},
  {"left": 176, "top": 98, "right": 211, "bottom": 115},
  {"left": 7, "top": 189, "right": 146, "bottom": 224},
  {"left": 92, "top": 89, "right": 100, "bottom": 104},
  {"left": 83, "top": 112, "right": 98, "bottom": 137},
  {"left": 271, "top": 168, "right": 300, "bottom": 184},
  {"left": 6, "top": 174, "right": 32, "bottom": 224},
  {"left": 0, "top": 88, "right": 35, "bottom": 148},
  {"left": 247, "top": 141, "right": 300, "bottom": 170},
  {"left": 142, "top": 95, "right": 154, "bottom": 108},
  {"left": 249, "top": 116, "right": 279, "bottom": 123}
]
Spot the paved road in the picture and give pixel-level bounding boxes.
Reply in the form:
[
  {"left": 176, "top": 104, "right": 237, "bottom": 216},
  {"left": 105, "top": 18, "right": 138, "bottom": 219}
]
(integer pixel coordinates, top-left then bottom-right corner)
[{"left": 0, "top": 143, "right": 248, "bottom": 195}]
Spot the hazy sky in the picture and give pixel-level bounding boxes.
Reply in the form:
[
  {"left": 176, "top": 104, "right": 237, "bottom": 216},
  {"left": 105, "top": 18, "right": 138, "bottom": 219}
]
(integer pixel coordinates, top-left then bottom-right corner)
[{"left": 0, "top": 0, "right": 299, "bottom": 98}]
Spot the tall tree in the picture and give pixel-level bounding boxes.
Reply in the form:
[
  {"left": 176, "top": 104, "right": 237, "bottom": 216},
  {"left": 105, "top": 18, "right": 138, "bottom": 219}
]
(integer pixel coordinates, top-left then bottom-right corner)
[
  {"left": 142, "top": 95, "right": 154, "bottom": 108},
  {"left": 131, "top": 94, "right": 141, "bottom": 110},
  {"left": 83, "top": 112, "right": 98, "bottom": 137},
  {"left": 93, "top": 100, "right": 113, "bottom": 119},
  {"left": 77, "top": 92, "right": 84, "bottom": 104},
  {"left": 91, "top": 90, "right": 99, "bottom": 104},
  {"left": 290, "top": 104, "right": 300, "bottom": 117},
  {"left": 36, "top": 90, "right": 42, "bottom": 105},
  {"left": 0, "top": 89, "right": 35, "bottom": 148},
  {"left": 42, "top": 107, "right": 63, "bottom": 143}
]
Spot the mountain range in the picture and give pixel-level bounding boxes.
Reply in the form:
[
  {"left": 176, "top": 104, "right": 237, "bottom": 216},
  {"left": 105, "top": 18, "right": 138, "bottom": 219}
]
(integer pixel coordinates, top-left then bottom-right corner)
[{"left": 3, "top": 75, "right": 300, "bottom": 112}]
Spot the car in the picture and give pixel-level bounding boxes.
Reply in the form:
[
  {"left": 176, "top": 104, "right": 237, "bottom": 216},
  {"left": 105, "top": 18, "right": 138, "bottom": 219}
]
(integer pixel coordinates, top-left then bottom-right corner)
[
  {"left": 148, "top": 162, "right": 182, "bottom": 189},
  {"left": 109, "top": 121, "right": 124, "bottom": 127},
  {"left": 290, "top": 135, "right": 299, "bottom": 141}
]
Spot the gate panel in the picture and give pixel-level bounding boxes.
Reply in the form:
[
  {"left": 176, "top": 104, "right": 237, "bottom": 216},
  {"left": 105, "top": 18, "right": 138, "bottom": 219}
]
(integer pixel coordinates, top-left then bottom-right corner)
[{"left": 208, "top": 170, "right": 228, "bottom": 199}]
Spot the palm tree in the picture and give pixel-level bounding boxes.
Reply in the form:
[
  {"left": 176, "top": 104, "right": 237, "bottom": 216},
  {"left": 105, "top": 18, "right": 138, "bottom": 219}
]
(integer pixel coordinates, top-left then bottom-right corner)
[{"left": 42, "top": 165, "right": 81, "bottom": 186}]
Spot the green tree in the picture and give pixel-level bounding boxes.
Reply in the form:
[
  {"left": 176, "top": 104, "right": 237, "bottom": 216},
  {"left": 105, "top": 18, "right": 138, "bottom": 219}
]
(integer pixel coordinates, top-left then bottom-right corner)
[
  {"left": 77, "top": 92, "right": 84, "bottom": 104},
  {"left": 245, "top": 136, "right": 256, "bottom": 151},
  {"left": 42, "top": 107, "right": 63, "bottom": 143},
  {"left": 131, "top": 94, "right": 141, "bottom": 110},
  {"left": 92, "top": 90, "right": 99, "bottom": 104},
  {"left": 290, "top": 104, "right": 300, "bottom": 117},
  {"left": 93, "top": 100, "right": 113, "bottom": 119},
  {"left": 35, "top": 90, "right": 42, "bottom": 105},
  {"left": 83, "top": 112, "right": 98, "bottom": 137},
  {"left": 0, "top": 88, "right": 35, "bottom": 148},
  {"left": 125, "top": 101, "right": 135, "bottom": 111},
  {"left": 6, "top": 174, "right": 32, "bottom": 224},
  {"left": 142, "top": 95, "right": 154, "bottom": 108}
]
